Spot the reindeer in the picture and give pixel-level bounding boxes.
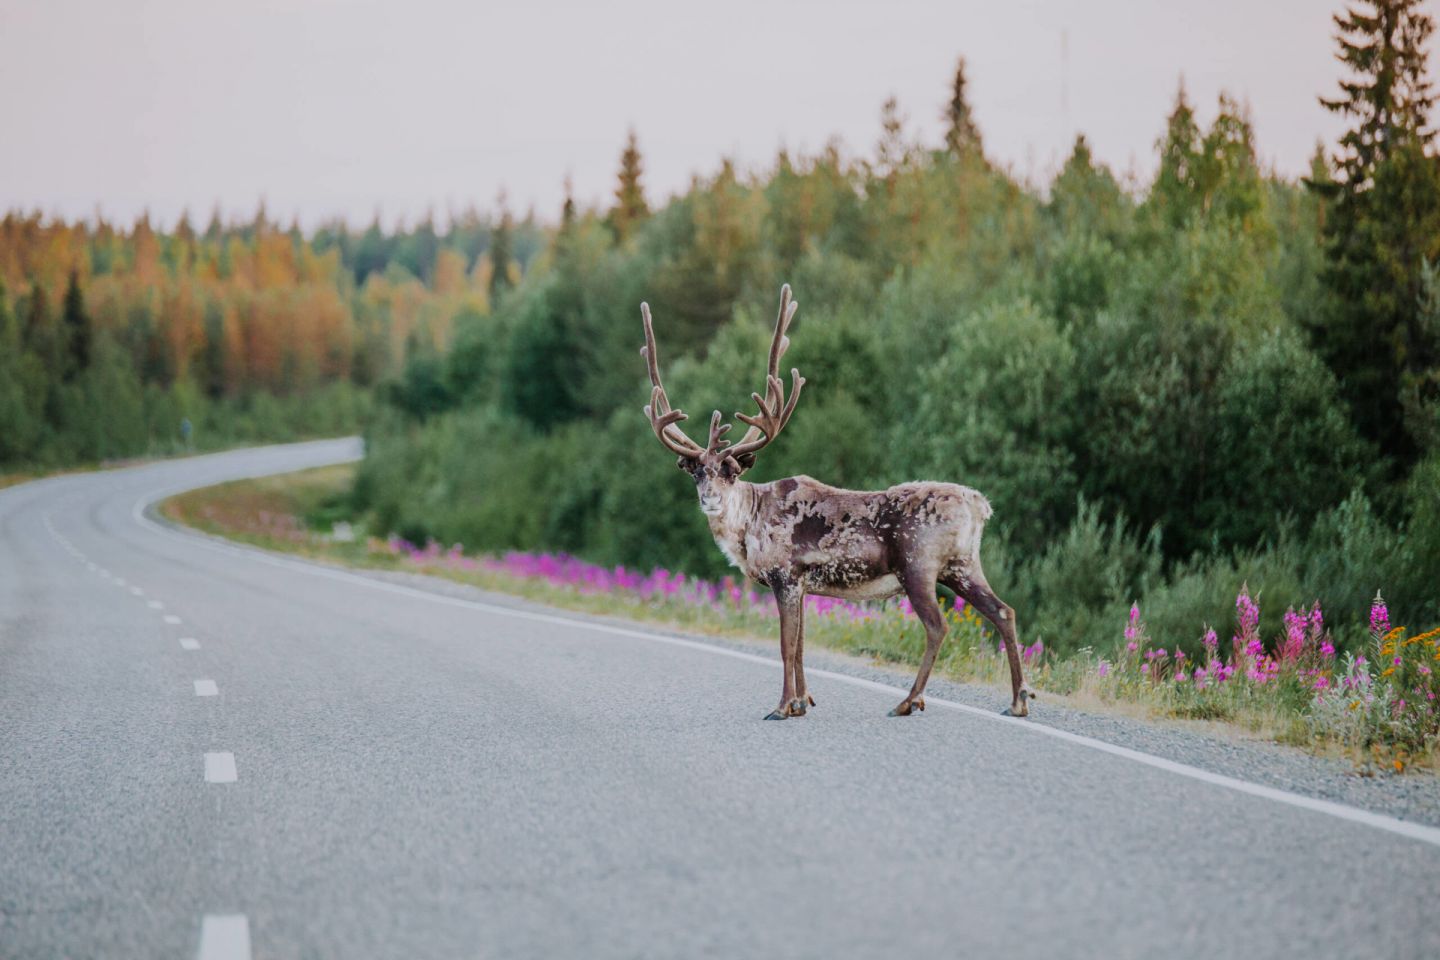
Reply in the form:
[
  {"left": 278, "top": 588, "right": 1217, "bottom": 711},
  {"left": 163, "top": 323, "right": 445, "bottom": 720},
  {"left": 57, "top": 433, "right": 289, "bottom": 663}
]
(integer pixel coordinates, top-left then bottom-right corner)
[{"left": 641, "top": 285, "right": 1036, "bottom": 720}]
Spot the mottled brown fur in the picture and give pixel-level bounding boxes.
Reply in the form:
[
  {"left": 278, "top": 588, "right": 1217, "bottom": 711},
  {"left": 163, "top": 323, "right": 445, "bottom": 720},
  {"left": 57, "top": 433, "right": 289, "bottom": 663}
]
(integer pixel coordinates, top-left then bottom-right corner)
[{"left": 643, "top": 286, "right": 1033, "bottom": 719}]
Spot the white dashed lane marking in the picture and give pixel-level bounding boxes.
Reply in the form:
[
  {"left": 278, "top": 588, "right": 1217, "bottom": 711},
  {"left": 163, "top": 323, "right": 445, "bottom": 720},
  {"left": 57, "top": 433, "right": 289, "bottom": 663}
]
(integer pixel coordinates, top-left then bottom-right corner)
[
  {"left": 203, "top": 753, "right": 237, "bottom": 783},
  {"left": 179, "top": 638, "right": 201, "bottom": 651},
  {"left": 164, "top": 614, "right": 182, "bottom": 625},
  {"left": 147, "top": 600, "right": 164, "bottom": 610},
  {"left": 197, "top": 914, "right": 251, "bottom": 960},
  {"left": 194, "top": 680, "right": 218, "bottom": 697},
  {"left": 130, "top": 586, "right": 144, "bottom": 596}
]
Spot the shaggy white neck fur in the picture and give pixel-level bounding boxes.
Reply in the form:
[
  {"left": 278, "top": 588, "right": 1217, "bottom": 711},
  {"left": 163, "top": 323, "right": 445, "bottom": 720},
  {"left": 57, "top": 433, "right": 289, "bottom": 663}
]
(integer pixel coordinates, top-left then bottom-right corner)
[{"left": 706, "top": 481, "right": 759, "bottom": 574}]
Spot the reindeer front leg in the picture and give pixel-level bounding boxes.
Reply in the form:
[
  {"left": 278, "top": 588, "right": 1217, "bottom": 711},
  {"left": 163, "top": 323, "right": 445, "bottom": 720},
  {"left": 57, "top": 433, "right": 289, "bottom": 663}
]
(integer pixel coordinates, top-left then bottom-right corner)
[{"left": 766, "top": 580, "right": 808, "bottom": 720}]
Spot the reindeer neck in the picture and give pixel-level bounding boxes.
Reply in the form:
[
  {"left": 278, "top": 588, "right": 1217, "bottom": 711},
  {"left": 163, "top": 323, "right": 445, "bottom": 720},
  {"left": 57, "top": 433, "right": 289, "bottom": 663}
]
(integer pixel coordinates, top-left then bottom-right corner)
[{"left": 705, "top": 480, "right": 761, "bottom": 574}]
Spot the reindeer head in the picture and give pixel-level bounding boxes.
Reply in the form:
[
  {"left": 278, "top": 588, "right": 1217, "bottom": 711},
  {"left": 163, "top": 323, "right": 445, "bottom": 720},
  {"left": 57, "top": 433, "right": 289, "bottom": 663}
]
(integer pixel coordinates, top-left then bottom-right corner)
[{"left": 641, "top": 285, "right": 806, "bottom": 516}]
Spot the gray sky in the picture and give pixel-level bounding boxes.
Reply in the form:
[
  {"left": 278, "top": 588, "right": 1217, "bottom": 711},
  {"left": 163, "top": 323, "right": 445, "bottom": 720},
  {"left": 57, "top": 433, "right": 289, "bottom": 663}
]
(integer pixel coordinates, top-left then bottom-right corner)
[{"left": 1, "top": 0, "right": 1426, "bottom": 229}]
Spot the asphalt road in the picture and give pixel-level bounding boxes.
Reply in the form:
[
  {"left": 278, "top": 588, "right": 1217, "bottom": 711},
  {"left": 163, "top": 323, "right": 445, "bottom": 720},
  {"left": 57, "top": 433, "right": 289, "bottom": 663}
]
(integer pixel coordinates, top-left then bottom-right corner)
[{"left": 2, "top": 439, "right": 1437, "bottom": 959}]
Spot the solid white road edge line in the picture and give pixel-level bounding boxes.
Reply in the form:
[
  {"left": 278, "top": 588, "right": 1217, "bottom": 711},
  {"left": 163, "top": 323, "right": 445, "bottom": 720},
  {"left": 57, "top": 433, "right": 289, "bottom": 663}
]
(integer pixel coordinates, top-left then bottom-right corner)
[
  {"left": 197, "top": 914, "right": 251, "bottom": 960},
  {"left": 194, "top": 679, "right": 218, "bottom": 696},
  {"left": 180, "top": 638, "right": 201, "bottom": 651},
  {"left": 204, "top": 752, "right": 237, "bottom": 783},
  {"left": 133, "top": 483, "right": 1440, "bottom": 850},
  {"left": 164, "top": 614, "right": 182, "bottom": 624}
]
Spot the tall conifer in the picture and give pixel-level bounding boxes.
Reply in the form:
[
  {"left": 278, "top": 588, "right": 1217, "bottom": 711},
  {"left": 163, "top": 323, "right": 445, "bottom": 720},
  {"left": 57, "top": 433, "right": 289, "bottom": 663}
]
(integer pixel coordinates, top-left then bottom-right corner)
[
  {"left": 609, "top": 130, "right": 650, "bottom": 243},
  {"left": 1313, "top": 0, "right": 1440, "bottom": 460}
]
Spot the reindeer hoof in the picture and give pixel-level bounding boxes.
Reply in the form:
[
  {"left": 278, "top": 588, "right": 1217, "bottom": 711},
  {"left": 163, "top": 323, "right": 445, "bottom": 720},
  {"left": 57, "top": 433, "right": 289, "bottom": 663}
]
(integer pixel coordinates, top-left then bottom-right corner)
[
  {"left": 788, "top": 698, "right": 808, "bottom": 717},
  {"left": 764, "top": 709, "right": 788, "bottom": 721},
  {"left": 887, "top": 697, "right": 923, "bottom": 717},
  {"left": 807, "top": 694, "right": 816, "bottom": 707},
  {"left": 1004, "top": 686, "right": 1036, "bottom": 717}
]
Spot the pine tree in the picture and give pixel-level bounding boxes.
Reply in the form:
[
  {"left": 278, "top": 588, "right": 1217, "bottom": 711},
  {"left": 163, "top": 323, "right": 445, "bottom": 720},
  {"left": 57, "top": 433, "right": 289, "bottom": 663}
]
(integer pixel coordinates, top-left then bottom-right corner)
[
  {"left": 1313, "top": 0, "right": 1440, "bottom": 461},
  {"left": 1197, "top": 93, "right": 1265, "bottom": 228},
  {"left": 560, "top": 174, "right": 578, "bottom": 236},
  {"left": 943, "top": 56, "right": 983, "bottom": 157},
  {"left": 1048, "top": 134, "right": 1128, "bottom": 240},
  {"left": 61, "top": 270, "right": 90, "bottom": 381},
  {"left": 1322, "top": 0, "right": 1435, "bottom": 188},
  {"left": 22, "top": 284, "right": 62, "bottom": 375},
  {"left": 609, "top": 129, "right": 650, "bottom": 243},
  {"left": 872, "top": 95, "right": 921, "bottom": 193},
  {"left": 1151, "top": 80, "right": 1203, "bottom": 226},
  {"left": 489, "top": 197, "right": 514, "bottom": 304},
  {"left": 204, "top": 205, "right": 224, "bottom": 243}
]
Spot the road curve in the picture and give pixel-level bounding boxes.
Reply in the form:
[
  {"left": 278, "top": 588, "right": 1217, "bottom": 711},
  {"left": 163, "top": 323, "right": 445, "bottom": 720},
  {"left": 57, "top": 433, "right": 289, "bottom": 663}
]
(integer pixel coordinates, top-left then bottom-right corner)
[{"left": 1, "top": 439, "right": 1436, "bottom": 959}]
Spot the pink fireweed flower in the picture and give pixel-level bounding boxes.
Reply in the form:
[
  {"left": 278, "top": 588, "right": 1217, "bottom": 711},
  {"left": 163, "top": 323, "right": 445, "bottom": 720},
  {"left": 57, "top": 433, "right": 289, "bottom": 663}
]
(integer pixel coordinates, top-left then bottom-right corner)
[
  {"left": 1309, "top": 601, "right": 1324, "bottom": 637},
  {"left": 1370, "top": 592, "right": 1390, "bottom": 638},
  {"left": 1175, "top": 671, "right": 1189, "bottom": 683},
  {"left": 1202, "top": 627, "right": 1218, "bottom": 651},
  {"left": 1314, "top": 676, "right": 1329, "bottom": 690},
  {"left": 1126, "top": 641, "right": 1138, "bottom": 653},
  {"left": 1282, "top": 607, "right": 1306, "bottom": 662},
  {"left": 1320, "top": 640, "right": 1335, "bottom": 659},
  {"left": 1236, "top": 587, "right": 1259, "bottom": 634},
  {"left": 1140, "top": 663, "right": 1150, "bottom": 675},
  {"left": 1097, "top": 660, "right": 1110, "bottom": 678}
]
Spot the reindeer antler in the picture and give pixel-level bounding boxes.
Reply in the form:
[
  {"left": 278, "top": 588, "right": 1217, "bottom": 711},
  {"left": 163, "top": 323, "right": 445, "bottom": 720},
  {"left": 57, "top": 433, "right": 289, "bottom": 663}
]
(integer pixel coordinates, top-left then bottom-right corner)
[
  {"left": 728, "top": 285, "right": 805, "bottom": 462},
  {"left": 640, "top": 302, "right": 706, "bottom": 459}
]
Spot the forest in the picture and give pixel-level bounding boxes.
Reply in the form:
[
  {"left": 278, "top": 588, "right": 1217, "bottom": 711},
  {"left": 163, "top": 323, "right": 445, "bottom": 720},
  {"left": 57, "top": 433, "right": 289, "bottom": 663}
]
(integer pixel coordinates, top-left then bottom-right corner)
[
  {"left": 0, "top": 203, "right": 543, "bottom": 463},
  {"left": 353, "top": 3, "right": 1440, "bottom": 655},
  {"left": 4, "top": 2, "right": 1437, "bottom": 658}
]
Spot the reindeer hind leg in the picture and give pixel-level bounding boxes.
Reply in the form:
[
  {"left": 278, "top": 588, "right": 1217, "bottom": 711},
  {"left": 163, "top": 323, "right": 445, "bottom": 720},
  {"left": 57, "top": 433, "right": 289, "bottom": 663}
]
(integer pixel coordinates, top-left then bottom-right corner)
[{"left": 947, "top": 571, "right": 1034, "bottom": 717}]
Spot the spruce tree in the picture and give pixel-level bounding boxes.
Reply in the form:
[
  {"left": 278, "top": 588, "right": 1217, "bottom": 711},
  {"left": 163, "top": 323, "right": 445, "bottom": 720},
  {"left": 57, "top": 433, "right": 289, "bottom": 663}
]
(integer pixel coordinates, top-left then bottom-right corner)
[
  {"left": 61, "top": 270, "right": 90, "bottom": 381},
  {"left": 489, "top": 199, "right": 514, "bottom": 304},
  {"left": 22, "top": 284, "right": 62, "bottom": 376},
  {"left": 943, "top": 56, "right": 983, "bottom": 157},
  {"left": 1313, "top": 0, "right": 1440, "bottom": 461},
  {"left": 560, "top": 174, "right": 578, "bottom": 236},
  {"left": 609, "top": 129, "right": 650, "bottom": 243}
]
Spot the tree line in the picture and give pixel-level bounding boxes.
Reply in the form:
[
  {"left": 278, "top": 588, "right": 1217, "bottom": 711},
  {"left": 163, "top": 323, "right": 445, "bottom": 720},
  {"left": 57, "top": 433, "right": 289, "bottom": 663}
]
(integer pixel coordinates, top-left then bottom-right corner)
[
  {"left": 355, "top": 0, "right": 1440, "bottom": 654},
  {"left": 0, "top": 203, "right": 544, "bottom": 464}
]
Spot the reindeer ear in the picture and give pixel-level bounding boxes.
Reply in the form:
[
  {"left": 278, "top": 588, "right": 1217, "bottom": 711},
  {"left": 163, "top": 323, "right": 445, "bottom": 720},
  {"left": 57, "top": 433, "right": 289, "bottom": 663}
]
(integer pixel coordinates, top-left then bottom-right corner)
[
  {"left": 676, "top": 455, "right": 695, "bottom": 472},
  {"left": 731, "top": 453, "right": 756, "bottom": 473}
]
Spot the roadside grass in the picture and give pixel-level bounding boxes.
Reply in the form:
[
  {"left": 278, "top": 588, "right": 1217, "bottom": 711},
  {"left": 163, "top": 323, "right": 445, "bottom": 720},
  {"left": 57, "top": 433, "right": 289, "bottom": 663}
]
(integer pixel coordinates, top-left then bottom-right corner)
[
  {"left": 163, "top": 464, "right": 1439, "bottom": 774},
  {"left": 0, "top": 471, "right": 43, "bottom": 492}
]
